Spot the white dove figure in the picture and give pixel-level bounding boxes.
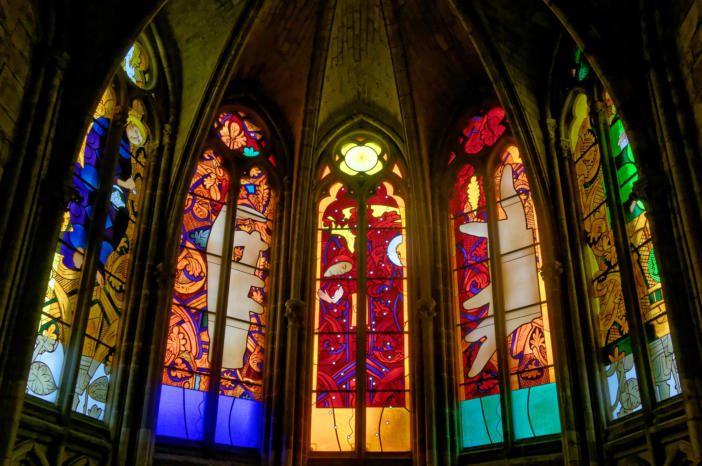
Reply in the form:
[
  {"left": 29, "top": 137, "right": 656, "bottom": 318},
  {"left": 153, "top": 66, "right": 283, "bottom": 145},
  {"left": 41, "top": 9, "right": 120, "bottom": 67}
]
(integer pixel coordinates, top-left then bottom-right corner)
[
  {"left": 460, "top": 164, "right": 542, "bottom": 378},
  {"left": 318, "top": 286, "right": 344, "bottom": 304}
]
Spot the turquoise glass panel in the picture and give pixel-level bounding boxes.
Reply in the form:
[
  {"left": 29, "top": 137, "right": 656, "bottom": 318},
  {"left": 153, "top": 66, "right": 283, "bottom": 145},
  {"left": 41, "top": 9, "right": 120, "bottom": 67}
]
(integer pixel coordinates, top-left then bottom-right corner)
[
  {"left": 460, "top": 394, "right": 503, "bottom": 448},
  {"left": 511, "top": 382, "right": 561, "bottom": 439}
]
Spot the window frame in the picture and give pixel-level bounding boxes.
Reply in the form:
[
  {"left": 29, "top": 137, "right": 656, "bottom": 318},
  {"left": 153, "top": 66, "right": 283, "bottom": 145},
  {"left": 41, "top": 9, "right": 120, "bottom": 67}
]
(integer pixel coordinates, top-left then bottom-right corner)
[
  {"left": 154, "top": 103, "right": 285, "bottom": 455},
  {"left": 436, "top": 116, "right": 563, "bottom": 458},
  {"left": 560, "top": 84, "right": 683, "bottom": 433},
  {"left": 305, "top": 131, "right": 414, "bottom": 460},
  {"left": 24, "top": 36, "right": 165, "bottom": 430}
]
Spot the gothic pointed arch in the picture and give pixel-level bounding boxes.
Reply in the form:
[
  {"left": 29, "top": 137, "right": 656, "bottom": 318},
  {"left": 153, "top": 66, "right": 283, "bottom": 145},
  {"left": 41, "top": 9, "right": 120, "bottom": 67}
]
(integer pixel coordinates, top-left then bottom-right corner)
[
  {"left": 559, "top": 50, "right": 680, "bottom": 424},
  {"left": 25, "top": 32, "right": 169, "bottom": 423},
  {"left": 155, "top": 101, "right": 286, "bottom": 452},
  {"left": 307, "top": 126, "right": 412, "bottom": 457},
  {"left": 439, "top": 106, "right": 562, "bottom": 453}
]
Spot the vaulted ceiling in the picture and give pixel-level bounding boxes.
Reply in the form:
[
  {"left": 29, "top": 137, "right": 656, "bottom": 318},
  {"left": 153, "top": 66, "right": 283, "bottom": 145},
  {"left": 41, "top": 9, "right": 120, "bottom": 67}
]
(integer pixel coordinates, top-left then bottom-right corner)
[
  {"left": 48, "top": 0, "right": 653, "bottom": 196},
  {"left": 157, "top": 0, "right": 551, "bottom": 174}
]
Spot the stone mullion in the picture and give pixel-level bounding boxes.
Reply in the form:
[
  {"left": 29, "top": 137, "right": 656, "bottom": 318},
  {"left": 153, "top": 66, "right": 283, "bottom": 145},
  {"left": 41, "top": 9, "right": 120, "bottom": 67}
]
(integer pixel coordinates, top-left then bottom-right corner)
[
  {"left": 485, "top": 162, "right": 514, "bottom": 453},
  {"left": 641, "top": 8, "right": 702, "bottom": 457},
  {"left": 0, "top": 52, "right": 68, "bottom": 466},
  {"left": 282, "top": 297, "right": 304, "bottom": 465},
  {"left": 539, "top": 119, "right": 579, "bottom": 465},
  {"left": 435, "top": 193, "right": 457, "bottom": 464},
  {"left": 356, "top": 198, "right": 367, "bottom": 457},
  {"left": 552, "top": 117, "right": 605, "bottom": 464},
  {"left": 104, "top": 114, "right": 161, "bottom": 428},
  {"left": 203, "top": 164, "right": 240, "bottom": 448},
  {"left": 126, "top": 121, "right": 177, "bottom": 465},
  {"left": 263, "top": 177, "right": 291, "bottom": 464},
  {"left": 632, "top": 166, "right": 702, "bottom": 461},
  {"left": 58, "top": 106, "right": 128, "bottom": 419},
  {"left": 543, "top": 118, "right": 583, "bottom": 464},
  {"left": 417, "top": 298, "right": 437, "bottom": 462}
]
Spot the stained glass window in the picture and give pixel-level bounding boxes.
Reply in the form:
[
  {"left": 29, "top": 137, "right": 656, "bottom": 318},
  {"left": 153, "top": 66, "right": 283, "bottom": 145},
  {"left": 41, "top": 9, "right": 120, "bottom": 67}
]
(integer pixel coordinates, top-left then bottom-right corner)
[
  {"left": 27, "top": 41, "right": 159, "bottom": 421},
  {"left": 155, "top": 107, "right": 277, "bottom": 449},
  {"left": 449, "top": 110, "right": 560, "bottom": 448},
  {"left": 310, "top": 136, "right": 410, "bottom": 454},
  {"left": 566, "top": 90, "right": 680, "bottom": 421},
  {"left": 122, "top": 41, "right": 154, "bottom": 89}
]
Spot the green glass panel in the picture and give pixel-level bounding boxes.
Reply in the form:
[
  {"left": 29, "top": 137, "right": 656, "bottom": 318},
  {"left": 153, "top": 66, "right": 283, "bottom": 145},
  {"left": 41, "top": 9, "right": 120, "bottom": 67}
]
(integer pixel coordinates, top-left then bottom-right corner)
[
  {"left": 573, "top": 47, "right": 590, "bottom": 81},
  {"left": 511, "top": 382, "right": 561, "bottom": 440},
  {"left": 460, "top": 395, "right": 503, "bottom": 448}
]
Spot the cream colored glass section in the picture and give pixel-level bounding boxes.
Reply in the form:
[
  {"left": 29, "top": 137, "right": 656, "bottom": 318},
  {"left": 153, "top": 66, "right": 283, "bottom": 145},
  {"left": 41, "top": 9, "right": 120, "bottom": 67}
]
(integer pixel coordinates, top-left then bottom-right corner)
[{"left": 345, "top": 145, "right": 379, "bottom": 172}]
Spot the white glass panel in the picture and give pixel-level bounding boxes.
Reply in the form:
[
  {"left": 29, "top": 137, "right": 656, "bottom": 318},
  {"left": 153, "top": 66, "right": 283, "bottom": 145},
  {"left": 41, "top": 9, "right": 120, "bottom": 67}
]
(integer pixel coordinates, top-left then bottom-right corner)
[
  {"left": 207, "top": 255, "right": 222, "bottom": 314},
  {"left": 500, "top": 247, "right": 539, "bottom": 311},
  {"left": 207, "top": 203, "right": 227, "bottom": 257}
]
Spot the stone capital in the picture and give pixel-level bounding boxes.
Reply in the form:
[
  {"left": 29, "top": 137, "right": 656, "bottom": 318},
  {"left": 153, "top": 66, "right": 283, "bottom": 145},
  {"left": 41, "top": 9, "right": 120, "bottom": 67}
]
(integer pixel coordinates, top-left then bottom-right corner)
[
  {"left": 545, "top": 118, "right": 558, "bottom": 139},
  {"left": 559, "top": 137, "right": 572, "bottom": 159},
  {"left": 284, "top": 298, "right": 305, "bottom": 327},
  {"left": 417, "top": 297, "right": 437, "bottom": 321},
  {"left": 540, "top": 260, "right": 564, "bottom": 286}
]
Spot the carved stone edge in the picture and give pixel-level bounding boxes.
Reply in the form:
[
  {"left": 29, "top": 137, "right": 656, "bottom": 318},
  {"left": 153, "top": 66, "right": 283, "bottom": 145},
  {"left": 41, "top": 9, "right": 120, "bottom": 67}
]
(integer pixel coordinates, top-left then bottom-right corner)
[
  {"left": 418, "top": 297, "right": 437, "bottom": 321},
  {"left": 284, "top": 298, "right": 305, "bottom": 327},
  {"left": 632, "top": 171, "right": 668, "bottom": 206},
  {"left": 153, "top": 260, "right": 175, "bottom": 288},
  {"left": 540, "top": 260, "right": 564, "bottom": 285}
]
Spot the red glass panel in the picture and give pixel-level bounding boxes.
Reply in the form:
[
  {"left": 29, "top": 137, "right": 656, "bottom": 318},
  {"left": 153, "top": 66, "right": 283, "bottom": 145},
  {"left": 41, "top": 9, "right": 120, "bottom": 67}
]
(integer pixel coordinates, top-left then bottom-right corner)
[{"left": 462, "top": 107, "right": 507, "bottom": 154}]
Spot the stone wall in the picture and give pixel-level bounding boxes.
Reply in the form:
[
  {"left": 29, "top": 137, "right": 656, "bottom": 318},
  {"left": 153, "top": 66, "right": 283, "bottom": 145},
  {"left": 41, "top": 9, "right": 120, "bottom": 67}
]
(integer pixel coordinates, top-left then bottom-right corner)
[
  {"left": 677, "top": 0, "right": 702, "bottom": 150},
  {"left": 0, "top": 0, "right": 36, "bottom": 183}
]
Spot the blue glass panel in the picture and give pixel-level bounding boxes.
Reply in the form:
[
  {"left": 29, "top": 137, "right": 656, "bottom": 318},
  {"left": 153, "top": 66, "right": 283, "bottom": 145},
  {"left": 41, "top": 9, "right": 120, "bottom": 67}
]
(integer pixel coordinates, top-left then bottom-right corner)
[
  {"left": 214, "top": 394, "right": 262, "bottom": 448},
  {"left": 460, "top": 394, "right": 503, "bottom": 448},
  {"left": 511, "top": 382, "right": 561, "bottom": 440},
  {"left": 155, "top": 384, "right": 206, "bottom": 441}
]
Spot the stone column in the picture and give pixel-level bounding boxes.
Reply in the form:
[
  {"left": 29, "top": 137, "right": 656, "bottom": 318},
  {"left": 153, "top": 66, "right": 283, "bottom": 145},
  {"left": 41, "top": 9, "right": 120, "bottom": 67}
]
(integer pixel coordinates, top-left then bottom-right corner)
[{"left": 282, "top": 298, "right": 304, "bottom": 466}]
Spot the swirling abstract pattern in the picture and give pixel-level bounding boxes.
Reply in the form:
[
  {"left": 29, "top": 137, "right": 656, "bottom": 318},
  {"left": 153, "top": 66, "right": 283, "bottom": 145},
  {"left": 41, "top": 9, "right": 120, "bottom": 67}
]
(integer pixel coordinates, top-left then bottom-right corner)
[
  {"left": 311, "top": 181, "right": 410, "bottom": 453},
  {"left": 157, "top": 146, "right": 275, "bottom": 447}
]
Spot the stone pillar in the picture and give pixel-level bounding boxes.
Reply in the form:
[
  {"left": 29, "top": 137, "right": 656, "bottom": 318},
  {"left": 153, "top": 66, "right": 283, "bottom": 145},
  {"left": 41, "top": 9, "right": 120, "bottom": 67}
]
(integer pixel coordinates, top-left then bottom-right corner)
[
  {"left": 282, "top": 298, "right": 304, "bottom": 466},
  {"left": 631, "top": 171, "right": 702, "bottom": 463},
  {"left": 418, "top": 297, "right": 437, "bottom": 465}
]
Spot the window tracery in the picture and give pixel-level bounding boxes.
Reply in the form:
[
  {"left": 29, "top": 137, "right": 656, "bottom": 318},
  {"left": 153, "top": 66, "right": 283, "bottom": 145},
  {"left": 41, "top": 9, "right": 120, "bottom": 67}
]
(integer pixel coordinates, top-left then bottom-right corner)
[
  {"left": 448, "top": 108, "right": 561, "bottom": 448},
  {"left": 310, "top": 134, "right": 411, "bottom": 455},
  {"left": 565, "top": 87, "right": 680, "bottom": 421},
  {"left": 155, "top": 107, "right": 278, "bottom": 449},
  {"left": 26, "top": 39, "right": 161, "bottom": 421}
]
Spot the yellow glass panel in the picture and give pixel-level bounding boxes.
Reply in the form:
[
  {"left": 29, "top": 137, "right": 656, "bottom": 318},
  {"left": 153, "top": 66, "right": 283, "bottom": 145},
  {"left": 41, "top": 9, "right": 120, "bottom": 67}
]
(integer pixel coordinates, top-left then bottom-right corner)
[
  {"left": 318, "top": 183, "right": 344, "bottom": 226},
  {"left": 339, "top": 161, "right": 358, "bottom": 176},
  {"left": 569, "top": 94, "right": 589, "bottom": 152},
  {"left": 340, "top": 142, "right": 356, "bottom": 155},
  {"left": 365, "top": 160, "right": 383, "bottom": 175},
  {"left": 365, "top": 406, "right": 410, "bottom": 451},
  {"left": 310, "top": 396, "right": 355, "bottom": 452},
  {"left": 365, "top": 142, "right": 382, "bottom": 155},
  {"left": 649, "top": 313, "right": 671, "bottom": 339},
  {"left": 311, "top": 334, "right": 319, "bottom": 388}
]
